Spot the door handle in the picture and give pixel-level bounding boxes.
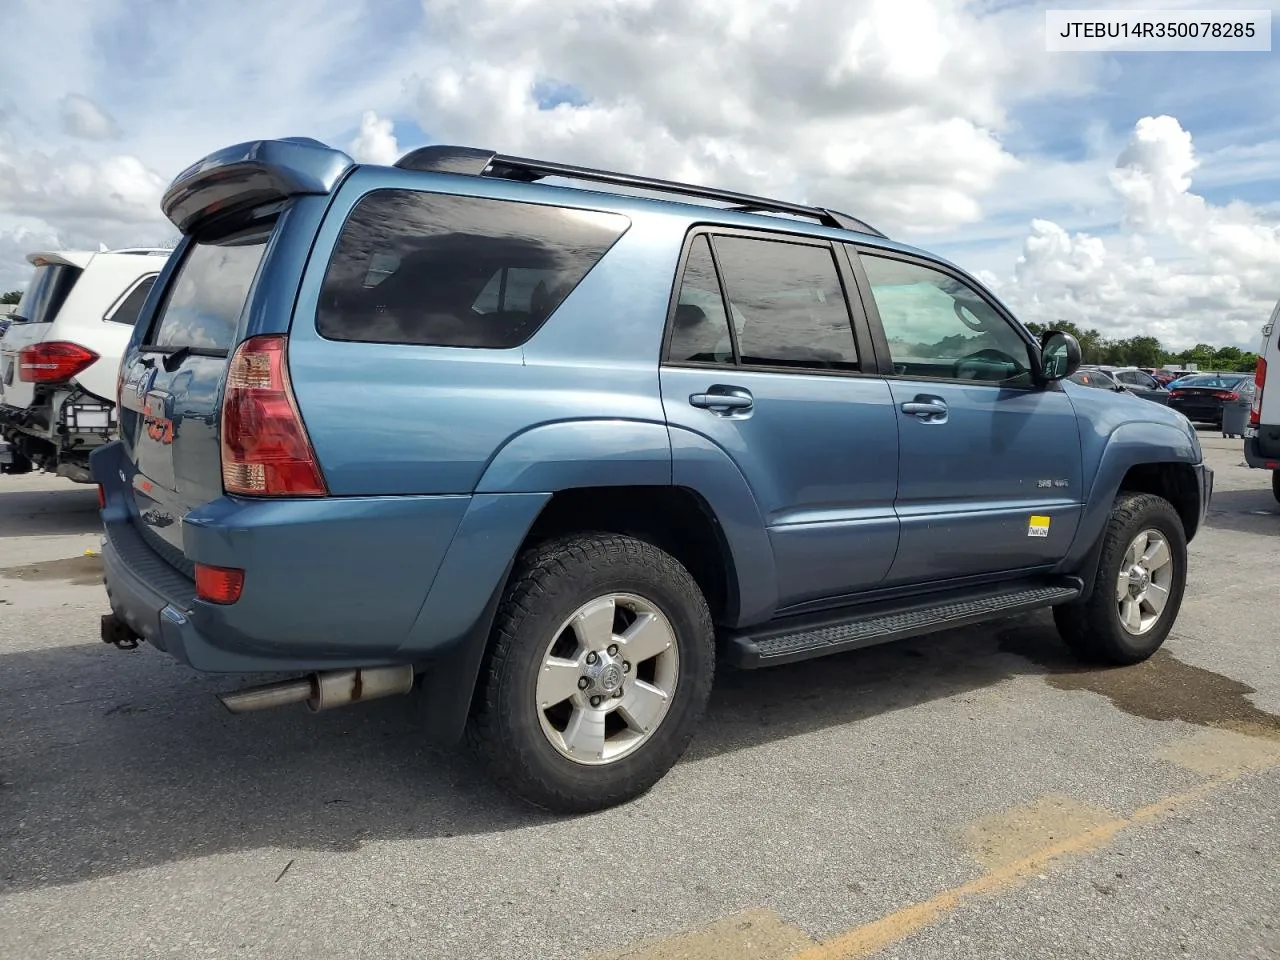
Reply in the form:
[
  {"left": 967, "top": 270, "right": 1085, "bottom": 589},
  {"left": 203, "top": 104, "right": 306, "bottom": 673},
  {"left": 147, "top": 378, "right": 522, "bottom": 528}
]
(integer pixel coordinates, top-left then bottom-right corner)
[
  {"left": 690, "top": 388, "right": 753, "bottom": 413},
  {"left": 900, "top": 397, "right": 948, "bottom": 422}
]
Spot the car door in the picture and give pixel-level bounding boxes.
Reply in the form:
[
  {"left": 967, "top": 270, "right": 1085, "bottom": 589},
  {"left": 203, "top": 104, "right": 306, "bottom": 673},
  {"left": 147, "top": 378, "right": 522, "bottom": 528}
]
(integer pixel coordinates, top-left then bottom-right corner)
[
  {"left": 659, "top": 230, "right": 899, "bottom": 611},
  {"left": 847, "top": 247, "right": 1084, "bottom": 587}
]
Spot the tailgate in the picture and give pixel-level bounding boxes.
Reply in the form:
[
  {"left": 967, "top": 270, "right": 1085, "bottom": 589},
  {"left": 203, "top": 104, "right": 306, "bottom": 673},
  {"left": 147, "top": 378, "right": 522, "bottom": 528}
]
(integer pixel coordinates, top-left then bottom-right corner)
[{"left": 118, "top": 230, "right": 272, "bottom": 563}]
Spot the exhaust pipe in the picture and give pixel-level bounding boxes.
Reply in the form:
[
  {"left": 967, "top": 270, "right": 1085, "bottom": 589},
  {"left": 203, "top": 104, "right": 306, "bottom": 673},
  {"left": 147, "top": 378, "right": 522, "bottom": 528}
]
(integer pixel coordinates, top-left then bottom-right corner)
[{"left": 217, "top": 665, "right": 415, "bottom": 714}]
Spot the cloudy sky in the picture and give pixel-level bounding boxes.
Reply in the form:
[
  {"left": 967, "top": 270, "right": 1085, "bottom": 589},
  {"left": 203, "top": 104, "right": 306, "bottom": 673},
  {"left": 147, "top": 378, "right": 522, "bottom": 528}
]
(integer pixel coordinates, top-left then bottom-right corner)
[{"left": 1, "top": 0, "right": 1278, "bottom": 350}]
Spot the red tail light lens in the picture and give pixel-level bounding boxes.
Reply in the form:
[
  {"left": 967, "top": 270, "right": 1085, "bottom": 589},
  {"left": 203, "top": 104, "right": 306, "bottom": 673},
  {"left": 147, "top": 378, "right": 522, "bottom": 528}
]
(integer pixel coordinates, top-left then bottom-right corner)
[
  {"left": 1169, "top": 390, "right": 1184, "bottom": 398},
  {"left": 1212, "top": 391, "right": 1240, "bottom": 401},
  {"left": 97, "top": 484, "right": 106, "bottom": 510},
  {"left": 1252, "top": 358, "right": 1267, "bottom": 426},
  {"left": 194, "top": 563, "right": 244, "bottom": 604},
  {"left": 18, "top": 341, "right": 99, "bottom": 383},
  {"left": 220, "top": 335, "right": 327, "bottom": 497}
]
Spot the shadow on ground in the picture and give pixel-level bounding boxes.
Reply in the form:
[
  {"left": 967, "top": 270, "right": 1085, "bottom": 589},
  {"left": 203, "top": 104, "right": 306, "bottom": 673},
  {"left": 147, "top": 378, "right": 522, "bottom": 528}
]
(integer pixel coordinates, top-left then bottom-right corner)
[
  {"left": 1202, "top": 487, "right": 1280, "bottom": 535},
  {"left": 0, "top": 485, "right": 101, "bottom": 538},
  {"left": 4, "top": 609, "right": 1272, "bottom": 896}
]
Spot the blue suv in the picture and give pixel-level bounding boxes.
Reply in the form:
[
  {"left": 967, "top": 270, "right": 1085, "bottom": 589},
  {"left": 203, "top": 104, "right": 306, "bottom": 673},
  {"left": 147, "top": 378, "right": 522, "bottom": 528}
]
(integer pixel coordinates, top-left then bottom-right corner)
[{"left": 95, "top": 138, "right": 1212, "bottom": 812}]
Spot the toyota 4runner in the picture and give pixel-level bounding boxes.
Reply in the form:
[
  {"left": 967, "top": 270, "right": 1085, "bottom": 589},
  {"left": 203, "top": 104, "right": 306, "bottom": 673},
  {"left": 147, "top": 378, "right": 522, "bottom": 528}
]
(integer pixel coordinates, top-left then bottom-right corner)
[{"left": 94, "top": 138, "right": 1213, "bottom": 812}]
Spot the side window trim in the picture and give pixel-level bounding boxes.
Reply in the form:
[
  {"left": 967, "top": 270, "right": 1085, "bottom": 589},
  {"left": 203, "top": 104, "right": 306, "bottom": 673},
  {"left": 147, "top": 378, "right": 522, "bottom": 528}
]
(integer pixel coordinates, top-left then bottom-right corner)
[
  {"left": 847, "top": 243, "right": 1045, "bottom": 390},
  {"left": 660, "top": 225, "right": 876, "bottom": 377},
  {"left": 703, "top": 235, "right": 741, "bottom": 365},
  {"left": 103, "top": 272, "right": 159, "bottom": 323}
]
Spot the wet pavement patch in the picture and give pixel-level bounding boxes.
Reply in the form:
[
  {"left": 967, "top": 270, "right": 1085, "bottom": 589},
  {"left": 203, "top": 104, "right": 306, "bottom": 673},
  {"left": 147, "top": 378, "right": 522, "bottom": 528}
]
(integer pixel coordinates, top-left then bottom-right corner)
[
  {"left": 1000, "top": 626, "right": 1280, "bottom": 741},
  {"left": 0, "top": 554, "right": 103, "bottom": 586}
]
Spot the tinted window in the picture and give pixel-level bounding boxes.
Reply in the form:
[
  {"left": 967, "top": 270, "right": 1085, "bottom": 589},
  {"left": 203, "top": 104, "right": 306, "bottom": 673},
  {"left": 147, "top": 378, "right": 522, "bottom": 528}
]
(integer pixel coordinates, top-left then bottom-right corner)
[
  {"left": 668, "top": 236, "right": 733, "bottom": 364},
  {"left": 13, "top": 264, "right": 82, "bottom": 325},
  {"left": 859, "top": 254, "right": 1033, "bottom": 386},
  {"left": 711, "top": 236, "right": 858, "bottom": 371},
  {"left": 149, "top": 234, "right": 269, "bottom": 350},
  {"left": 316, "top": 190, "right": 630, "bottom": 349},
  {"left": 106, "top": 275, "right": 157, "bottom": 325}
]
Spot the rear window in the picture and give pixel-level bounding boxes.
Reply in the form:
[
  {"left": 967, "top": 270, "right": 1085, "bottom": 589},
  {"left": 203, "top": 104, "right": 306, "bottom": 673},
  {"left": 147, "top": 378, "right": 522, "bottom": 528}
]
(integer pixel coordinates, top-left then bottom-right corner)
[
  {"left": 316, "top": 190, "right": 630, "bottom": 349},
  {"left": 13, "top": 263, "right": 82, "bottom": 325},
  {"left": 148, "top": 232, "right": 269, "bottom": 350},
  {"left": 1179, "top": 375, "right": 1245, "bottom": 389}
]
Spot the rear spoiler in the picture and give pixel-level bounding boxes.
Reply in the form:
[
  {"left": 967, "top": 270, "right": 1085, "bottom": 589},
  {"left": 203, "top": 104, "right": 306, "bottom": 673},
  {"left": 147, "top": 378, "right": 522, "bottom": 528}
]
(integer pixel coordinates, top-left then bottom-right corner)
[
  {"left": 26, "top": 251, "right": 95, "bottom": 269},
  {"left": 162, "top": 137, "right": 355, "bottom": 234}
]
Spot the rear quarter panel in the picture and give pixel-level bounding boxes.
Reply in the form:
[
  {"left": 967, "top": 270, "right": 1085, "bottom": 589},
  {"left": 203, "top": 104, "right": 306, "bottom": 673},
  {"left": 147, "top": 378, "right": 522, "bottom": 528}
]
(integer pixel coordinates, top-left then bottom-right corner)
[
  {"left": 285, "top": 167, "right": 686, "bottom": 497},
  {"left": 52, "top": 255, "right": 168, "bottom": 401}
]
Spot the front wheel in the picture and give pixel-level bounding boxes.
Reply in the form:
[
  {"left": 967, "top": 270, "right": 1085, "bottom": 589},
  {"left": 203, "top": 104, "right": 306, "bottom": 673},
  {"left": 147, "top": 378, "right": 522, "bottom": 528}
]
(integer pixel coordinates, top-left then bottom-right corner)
[
  {"left": 1054, "top": 492, "right": 1188, "bottom": 665},
  {"left": 1272, "top": 470, "right": 1280, "bottom": 506},
  {"left": 467, "top": 533, "right": 715, "bottom": 813}
]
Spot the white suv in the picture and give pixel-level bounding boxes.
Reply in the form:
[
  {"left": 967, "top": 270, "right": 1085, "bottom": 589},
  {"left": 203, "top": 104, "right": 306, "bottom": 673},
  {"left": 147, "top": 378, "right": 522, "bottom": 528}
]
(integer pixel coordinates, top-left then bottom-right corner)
[{"left": 0, "top": 247, "right": 171, "bottom": 480}]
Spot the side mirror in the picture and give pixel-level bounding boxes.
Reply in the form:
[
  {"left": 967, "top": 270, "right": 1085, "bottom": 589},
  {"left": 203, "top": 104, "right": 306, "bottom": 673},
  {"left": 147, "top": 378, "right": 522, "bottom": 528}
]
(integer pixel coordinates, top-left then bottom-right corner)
[{"left": 1039, "top": 330, "right": 1081, "bottom": 381}]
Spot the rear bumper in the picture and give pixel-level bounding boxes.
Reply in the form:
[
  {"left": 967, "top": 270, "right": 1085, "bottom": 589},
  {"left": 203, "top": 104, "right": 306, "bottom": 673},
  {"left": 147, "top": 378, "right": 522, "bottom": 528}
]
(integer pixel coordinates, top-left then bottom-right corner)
[
  {"left": 91, "top": 441, "right": 548, "bottom": 674},
  {"left": 1168, "top": 402, "right": 1222, "bottom": 422}
]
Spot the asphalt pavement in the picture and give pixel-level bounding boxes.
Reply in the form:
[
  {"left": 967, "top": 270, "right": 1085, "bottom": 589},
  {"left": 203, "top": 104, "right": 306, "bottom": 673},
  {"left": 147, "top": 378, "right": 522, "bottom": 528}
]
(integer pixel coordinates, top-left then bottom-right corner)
[{"left": 1, "top": 432, "right": 1277, "bottom": 960}]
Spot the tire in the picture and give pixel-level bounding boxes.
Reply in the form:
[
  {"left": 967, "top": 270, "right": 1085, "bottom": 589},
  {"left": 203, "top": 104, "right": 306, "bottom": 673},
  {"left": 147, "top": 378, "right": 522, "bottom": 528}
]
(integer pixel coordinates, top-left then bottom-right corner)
[
  {"left": 1054, "top": 492, "right": 1187, "bottom": 666},
  {"left": 1272, "top": 470, "right": 1280, "bottom": 506},
  {"left": 466, "top": 532, "right": 715, "bottom": 813}
]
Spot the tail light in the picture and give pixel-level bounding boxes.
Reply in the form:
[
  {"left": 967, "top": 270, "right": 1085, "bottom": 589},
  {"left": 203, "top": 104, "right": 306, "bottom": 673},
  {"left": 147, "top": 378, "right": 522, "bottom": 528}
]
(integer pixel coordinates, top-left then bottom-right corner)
[
  {"left": 220, "top": 335, "right": 327, "bottom": 496},
  {"left": 18, "top": 341, "right": 98, "bottom": 383},
  {"left": 97, "top": 484, "right": 105, "bottom": 510},
  {"left": 194, "top": 563, "right": 244, "bottom": 604},
  {"left": 1169, "top": 389, "right": 1184, "bottom": 398},
  {"left": 1252, "top": 357, "right": 1267, "bottom": 426},
  {"left": 1212, "top": 391, "right": 1240, "bottom": 402}
]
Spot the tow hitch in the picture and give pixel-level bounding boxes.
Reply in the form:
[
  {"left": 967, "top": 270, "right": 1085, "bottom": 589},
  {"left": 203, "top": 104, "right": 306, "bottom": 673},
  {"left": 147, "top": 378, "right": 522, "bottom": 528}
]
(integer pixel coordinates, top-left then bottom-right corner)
[{"left": 101, "top": 613, "right": 140, "bottom": 650}]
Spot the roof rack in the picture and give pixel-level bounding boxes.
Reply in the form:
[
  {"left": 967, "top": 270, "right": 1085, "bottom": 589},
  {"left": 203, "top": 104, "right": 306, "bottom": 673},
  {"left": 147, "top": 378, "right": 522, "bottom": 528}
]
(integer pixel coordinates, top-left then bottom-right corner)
[{"left": 393, "top": 145, "right": 887, "bottom": 238}]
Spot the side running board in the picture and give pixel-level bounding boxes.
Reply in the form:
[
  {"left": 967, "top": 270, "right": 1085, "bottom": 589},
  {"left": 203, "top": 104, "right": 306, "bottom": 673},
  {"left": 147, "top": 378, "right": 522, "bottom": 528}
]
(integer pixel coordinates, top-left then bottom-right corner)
[{"left": 721, "top": 579, "right": 1082, "bottom": 669}]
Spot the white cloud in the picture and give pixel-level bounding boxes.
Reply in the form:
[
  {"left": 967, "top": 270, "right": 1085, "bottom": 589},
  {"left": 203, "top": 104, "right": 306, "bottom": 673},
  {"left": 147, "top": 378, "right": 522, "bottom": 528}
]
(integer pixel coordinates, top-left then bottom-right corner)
[
  {"left": 407, "top": 0, "right": 1095, "bottom": 234},
  {"left": 60, "top": 93, "right": 121, "bottom": 141},
  {"left": 990, "top": 116, "right": 1280, "bottom": 350},
  {"left": 349, "top": 110, "right": 400, "bottom": 165},
  {"left": 0, "top": 0, "right": 1275, "bottom": 356}
]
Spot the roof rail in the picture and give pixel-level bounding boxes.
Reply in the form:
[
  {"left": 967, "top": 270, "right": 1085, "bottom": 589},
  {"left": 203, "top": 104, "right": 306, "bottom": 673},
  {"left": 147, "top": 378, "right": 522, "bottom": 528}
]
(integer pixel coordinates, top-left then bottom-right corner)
[
  {"left": 393, "top": 145, "right": 888, "bottom": 238},
  {"left": 109, "top": 247, "right": 172, "bottom": 256}
]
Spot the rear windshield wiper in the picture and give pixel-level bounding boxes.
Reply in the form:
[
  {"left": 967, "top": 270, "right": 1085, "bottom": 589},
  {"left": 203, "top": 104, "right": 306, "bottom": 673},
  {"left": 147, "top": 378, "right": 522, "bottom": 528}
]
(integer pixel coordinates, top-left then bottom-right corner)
[{"left": 137, "top": 344, "right": 229, "bottom": 372}]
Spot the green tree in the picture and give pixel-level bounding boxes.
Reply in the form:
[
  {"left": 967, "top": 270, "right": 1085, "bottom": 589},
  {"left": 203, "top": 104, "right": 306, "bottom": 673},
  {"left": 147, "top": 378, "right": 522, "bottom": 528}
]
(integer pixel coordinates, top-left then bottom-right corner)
[{"left": 0, "top": 290, "right": 21, "bottom": 305}]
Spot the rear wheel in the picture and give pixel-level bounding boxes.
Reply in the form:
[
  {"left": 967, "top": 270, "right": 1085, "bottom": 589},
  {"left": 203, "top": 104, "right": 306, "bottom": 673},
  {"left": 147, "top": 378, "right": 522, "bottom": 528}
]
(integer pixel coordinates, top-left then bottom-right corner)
[
  {"left": 467, "top": 532, "right": 715, "bottom": 813},
  {"left": 1054, "top": 492, "right": 1187, "bottom": 665}
]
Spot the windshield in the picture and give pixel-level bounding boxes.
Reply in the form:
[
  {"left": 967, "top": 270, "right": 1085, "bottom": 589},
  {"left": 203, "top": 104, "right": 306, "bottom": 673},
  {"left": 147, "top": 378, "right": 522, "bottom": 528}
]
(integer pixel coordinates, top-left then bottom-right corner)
[{"left": 12, "top": 263, "right": 82, "bottom": 324}]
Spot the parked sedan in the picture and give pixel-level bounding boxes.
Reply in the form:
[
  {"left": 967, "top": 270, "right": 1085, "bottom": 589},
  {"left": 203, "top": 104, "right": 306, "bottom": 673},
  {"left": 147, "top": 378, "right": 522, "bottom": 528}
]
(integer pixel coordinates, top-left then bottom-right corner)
[
  {"left": 1166, "top": 373, "right": 1256, "bottom": 426},
  {"left": 1095, "top": 366, "right": 1170, "bottom": 404}
]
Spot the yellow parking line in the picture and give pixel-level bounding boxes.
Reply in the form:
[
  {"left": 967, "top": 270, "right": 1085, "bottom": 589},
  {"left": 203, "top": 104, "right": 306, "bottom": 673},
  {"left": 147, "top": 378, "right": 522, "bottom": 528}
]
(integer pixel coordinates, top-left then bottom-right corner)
[{"left": 790, "top": 748, "right": 1280, "bottom": 960}]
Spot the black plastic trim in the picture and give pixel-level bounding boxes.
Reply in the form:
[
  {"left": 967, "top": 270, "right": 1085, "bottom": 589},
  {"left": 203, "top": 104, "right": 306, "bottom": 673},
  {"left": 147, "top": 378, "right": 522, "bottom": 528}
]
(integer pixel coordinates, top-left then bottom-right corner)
[
  {"left": 722, "top": 577, "right": 1083, "bottom": 668},
  {"left": 396, "top": 144, "right": 887, "bottom": 237}
]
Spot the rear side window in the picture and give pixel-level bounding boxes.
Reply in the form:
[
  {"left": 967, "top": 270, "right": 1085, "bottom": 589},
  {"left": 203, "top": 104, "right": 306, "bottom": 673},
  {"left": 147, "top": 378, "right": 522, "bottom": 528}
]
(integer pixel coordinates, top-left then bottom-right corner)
[
  {"left": 714, "top": 236, "right": 859, "bottom": 370},
  {"left": 149, "top": 233, "right": 269, "bottom": 350},
  {"left": 316, "top": 190, "right": 630, "bottom": 349},
  {"left": 106, "top": 275, "right": 157, "bottom": 325},
  {"left": 665, "top": 232, "right": 860, "bottom": 372}
]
